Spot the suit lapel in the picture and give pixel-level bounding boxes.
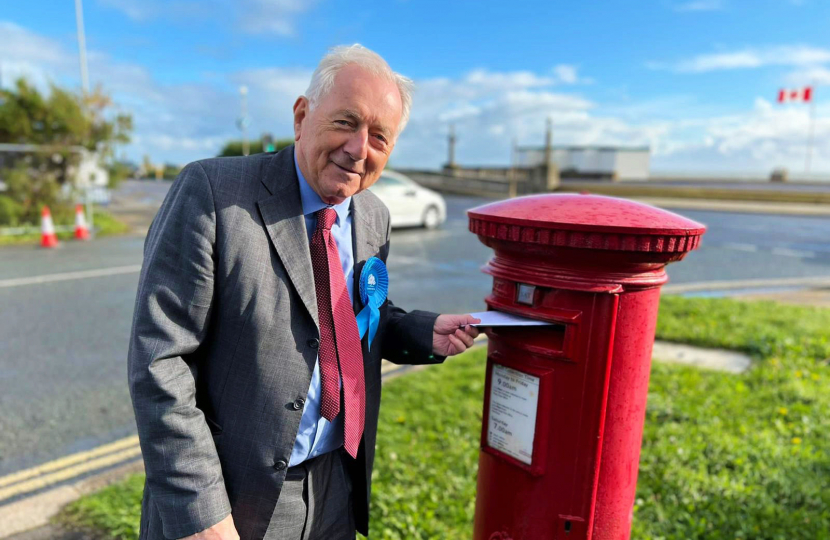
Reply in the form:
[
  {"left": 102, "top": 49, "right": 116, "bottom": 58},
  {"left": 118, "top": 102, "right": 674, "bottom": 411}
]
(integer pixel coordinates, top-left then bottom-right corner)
[{"left": 257, "top": 147, "right": 318, "bottom": 327}]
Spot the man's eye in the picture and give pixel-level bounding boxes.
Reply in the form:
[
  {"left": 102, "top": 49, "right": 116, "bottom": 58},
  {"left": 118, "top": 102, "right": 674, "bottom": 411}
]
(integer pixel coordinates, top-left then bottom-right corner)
[
  {"left": 374, "top": 134, "right": 387, "bottom": 144},
  {"left": 335, "top": 120, "right": 351, "bottom": 127}
]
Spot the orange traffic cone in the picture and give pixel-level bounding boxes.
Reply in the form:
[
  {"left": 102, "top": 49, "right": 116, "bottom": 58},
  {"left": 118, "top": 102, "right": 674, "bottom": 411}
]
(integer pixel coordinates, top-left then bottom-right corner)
[
  {"left": 40, "top": 206, "right": 59, "bottom": 248},
  {"left": 74, "top": 204, "right": 90, "bottom": 240}
]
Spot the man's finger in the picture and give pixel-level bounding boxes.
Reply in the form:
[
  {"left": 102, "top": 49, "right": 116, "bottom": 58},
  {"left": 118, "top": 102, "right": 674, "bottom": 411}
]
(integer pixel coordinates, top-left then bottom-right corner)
[
  {"left": 454, "top": 328, "right": 475, "bottom": 348},
  {"left": 447, "top": 333, "right": 466, "bottom": 355},
  {"left": 464, "top": 326, "right": 480, "bottom": 339},
  {"left": 465, "top": 314, "right": 481, "bottom": 325}
]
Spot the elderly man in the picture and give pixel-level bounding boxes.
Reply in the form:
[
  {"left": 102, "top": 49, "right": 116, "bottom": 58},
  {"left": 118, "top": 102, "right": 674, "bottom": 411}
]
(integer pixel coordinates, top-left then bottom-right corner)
[{"left": 128, "top": 44, "right": 479, "bottom": 540}]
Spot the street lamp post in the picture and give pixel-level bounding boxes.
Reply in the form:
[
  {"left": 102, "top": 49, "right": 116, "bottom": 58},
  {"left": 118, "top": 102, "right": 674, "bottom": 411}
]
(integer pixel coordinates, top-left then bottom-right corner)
[
  {"left": 75, "top": 0, "right": 90, "bottom": 96},
  {"left": 75, "top": 0, "right": 94, "bottom": 232}
]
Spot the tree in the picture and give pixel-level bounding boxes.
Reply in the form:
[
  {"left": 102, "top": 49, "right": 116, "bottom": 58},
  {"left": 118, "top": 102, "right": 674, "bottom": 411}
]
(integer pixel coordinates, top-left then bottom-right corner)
[
  {"left": 140, "top": 154, "right": 154, "bottom": 178},
  {"left": 162, "top": 163, "right": 182, "bottom": 180},
  {"left": 218, "top": 138, "right": 293, "bottom": 157},
  {"left": 0, "top": 78, "right": 133, "bottom": 224}
]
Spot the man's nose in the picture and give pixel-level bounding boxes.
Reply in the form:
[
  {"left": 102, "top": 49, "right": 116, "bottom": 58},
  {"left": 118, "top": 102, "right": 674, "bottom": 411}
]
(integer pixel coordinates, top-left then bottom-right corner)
[{"left": 343, "top": 128, "right": 369, "bottom": 162}]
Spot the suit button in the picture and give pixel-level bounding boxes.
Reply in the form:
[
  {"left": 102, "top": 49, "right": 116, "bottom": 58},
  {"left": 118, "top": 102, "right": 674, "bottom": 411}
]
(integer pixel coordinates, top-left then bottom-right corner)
[
  {"left": 307, "top": 338, "right": 320, "bottom": 349},
  {"left": 292, "top": 398, "right": 305, "bottom": 410},
  {"left": 274, "top": 459, "right": 288, "bottom": 471}
]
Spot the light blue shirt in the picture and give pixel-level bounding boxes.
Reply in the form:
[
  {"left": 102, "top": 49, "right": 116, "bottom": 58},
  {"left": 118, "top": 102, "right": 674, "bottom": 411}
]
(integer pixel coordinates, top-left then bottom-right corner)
[{"left": 289, "top": 153, "right": 355, "bottom": 466}]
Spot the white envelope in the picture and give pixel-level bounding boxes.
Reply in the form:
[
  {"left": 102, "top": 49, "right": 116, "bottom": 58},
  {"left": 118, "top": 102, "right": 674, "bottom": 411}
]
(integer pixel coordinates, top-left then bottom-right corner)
[{"left": 467, "top": 311, "right": 554, "bottom": 327}]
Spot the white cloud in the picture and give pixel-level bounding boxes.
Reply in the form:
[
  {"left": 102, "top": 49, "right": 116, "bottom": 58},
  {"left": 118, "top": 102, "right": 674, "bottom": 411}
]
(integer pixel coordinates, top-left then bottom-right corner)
[
  {"left": 651, "top": 45, "right": 830, "bottom": 73},
  {"left": 395, "top": 62, "right": 830, "bottom": 174},
  {"left": 97, "top": 0, "right": 215, "bottom": 22},
  {"left": 394, "top": 69, "right": 602, "bottom": 168},
  {"left": 784, "top": 66, "right": 830, "bottom": 85},
  {"left": 5, "top": 19, "right": 829, "bottom": 174},
  {"left": 97, "top": 0, "right": 154, "bottom": 21},
  {"left": 642, "top": 98, "right": 830, "bottom": 172},
  {"left": 0, "top": 19, "right": 310, "bottom": 165},
  {"left": 97, "top": 0, "right": 318, "bottom": 37},
  {"left": 464, "top": 69, "right": 554, "bottom": 91},
  {"left": 553, "top": 64, "right": 579, "bottom": 84},
  {"left": 674, "top": 0, "right": 724, "bottom": 12},
  {"left": 236, "top": 0, "right": 320, "bottom": 36},
  {"left": 0, "top": 21, "right": 76, "bottom": 90}
]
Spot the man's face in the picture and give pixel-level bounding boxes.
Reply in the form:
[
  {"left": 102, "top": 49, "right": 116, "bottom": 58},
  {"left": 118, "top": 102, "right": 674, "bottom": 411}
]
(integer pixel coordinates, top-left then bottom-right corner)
[{"left": 293, "top": 64, "right": 403, "bottom": 205}]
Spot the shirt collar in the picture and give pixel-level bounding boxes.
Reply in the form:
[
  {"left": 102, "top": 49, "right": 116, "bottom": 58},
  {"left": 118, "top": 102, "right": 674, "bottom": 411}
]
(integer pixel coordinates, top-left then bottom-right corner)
[{"left": 294, "top": 150, "right": 351, "bottom": 225}]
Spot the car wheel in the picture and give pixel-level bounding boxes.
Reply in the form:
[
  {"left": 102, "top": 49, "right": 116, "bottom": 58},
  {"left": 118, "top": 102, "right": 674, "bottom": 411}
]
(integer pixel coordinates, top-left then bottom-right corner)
[{"left": 422, "top": 205, "right": 441, "bottom": 229}]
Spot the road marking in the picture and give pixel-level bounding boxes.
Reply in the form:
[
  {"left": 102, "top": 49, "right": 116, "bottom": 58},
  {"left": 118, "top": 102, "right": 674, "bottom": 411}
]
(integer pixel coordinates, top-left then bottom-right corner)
[
  {"left": 0, "top": 446, "right": 142, "bottom": 502},
  {"left": 0, "top": 435, "right": 140, "bottom": 489},
  {"left": 0, "top": 265, "right": 142, "bottom": 288}
]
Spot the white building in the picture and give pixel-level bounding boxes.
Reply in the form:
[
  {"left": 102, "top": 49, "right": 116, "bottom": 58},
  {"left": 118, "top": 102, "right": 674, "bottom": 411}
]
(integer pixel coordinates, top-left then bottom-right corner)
[{"left": 516, "top": 145, "right": 651, "bottom": 181}]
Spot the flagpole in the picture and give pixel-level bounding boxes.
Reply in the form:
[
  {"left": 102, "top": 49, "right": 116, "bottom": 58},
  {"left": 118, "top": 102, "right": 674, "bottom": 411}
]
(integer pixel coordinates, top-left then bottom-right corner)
[{"left": 805, "top": 84, "right": 816, "bottom": 176}]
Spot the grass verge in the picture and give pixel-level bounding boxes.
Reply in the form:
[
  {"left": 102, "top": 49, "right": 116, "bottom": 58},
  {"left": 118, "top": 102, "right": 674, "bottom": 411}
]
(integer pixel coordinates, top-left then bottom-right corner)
[
  {"left": 0, "top": 207, "right": 129, "bottom": 246},
  {"left": 557, "top": 182, "right": 830, "bottom": 205},
  {"left": 58, "top": 296, "right": 830, "bottom": 539}
]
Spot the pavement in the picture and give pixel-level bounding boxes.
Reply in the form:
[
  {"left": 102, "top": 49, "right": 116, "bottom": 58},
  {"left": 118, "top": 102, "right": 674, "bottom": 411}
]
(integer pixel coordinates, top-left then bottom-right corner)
[{"left": 739, "top": 286, "right": 830, "bottom": 308}]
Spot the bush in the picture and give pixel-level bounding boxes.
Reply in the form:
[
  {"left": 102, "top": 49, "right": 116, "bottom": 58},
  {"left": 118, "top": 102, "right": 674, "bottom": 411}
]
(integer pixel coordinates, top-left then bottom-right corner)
[
  {"left": 0, "top": 196, "right": 23, "bottom": 226},
  {"left": 108, "top": 161, "right": 135, "bottom": 190},
  {"left": 218, "top": 138, "right": 293, "bottom": 157},
  {"left": 1, "top": 162, "right": 64, "bottom": 224}
]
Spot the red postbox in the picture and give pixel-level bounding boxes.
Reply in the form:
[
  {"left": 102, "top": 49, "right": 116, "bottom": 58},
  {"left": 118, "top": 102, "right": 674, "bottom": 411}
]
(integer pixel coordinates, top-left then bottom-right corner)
[{"left": 467, "top": 193, "right": 706, "bottom": 540}]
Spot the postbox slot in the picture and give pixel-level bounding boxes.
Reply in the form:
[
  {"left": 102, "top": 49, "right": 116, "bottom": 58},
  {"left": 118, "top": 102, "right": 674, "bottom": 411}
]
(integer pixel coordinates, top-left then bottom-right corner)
[{"left": 488, "top": 323, "right": 571, "bottom": 361}]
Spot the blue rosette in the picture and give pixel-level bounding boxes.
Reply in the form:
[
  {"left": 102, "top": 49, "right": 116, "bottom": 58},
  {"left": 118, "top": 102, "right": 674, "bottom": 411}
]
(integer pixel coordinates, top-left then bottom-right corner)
[{"left": 356, "top": 257, "right": 388, "bottom": 351}]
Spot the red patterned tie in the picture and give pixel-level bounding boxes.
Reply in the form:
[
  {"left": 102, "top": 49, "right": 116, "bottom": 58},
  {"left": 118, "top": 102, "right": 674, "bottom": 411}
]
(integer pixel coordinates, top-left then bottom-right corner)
[{"left": 310, "top": 208, "right": 365, "bottom": 459}]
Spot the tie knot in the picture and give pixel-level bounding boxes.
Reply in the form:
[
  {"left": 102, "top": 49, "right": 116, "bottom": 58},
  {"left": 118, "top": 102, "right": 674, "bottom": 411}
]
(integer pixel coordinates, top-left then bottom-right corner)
[{"left": 316, "top": 208, "right": 337, "bottom": 231}]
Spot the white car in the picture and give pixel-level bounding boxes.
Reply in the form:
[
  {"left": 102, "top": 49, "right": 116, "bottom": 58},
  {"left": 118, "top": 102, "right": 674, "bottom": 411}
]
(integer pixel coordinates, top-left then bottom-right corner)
[{"left": 369, "top": 170, "right": 446, "bottom": 229}]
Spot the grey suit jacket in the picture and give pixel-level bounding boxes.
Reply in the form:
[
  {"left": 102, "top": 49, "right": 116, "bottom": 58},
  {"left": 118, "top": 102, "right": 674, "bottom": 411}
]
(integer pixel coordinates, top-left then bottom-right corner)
[{"left": 128, "top": 146, "right": 441, "bottom": 540}]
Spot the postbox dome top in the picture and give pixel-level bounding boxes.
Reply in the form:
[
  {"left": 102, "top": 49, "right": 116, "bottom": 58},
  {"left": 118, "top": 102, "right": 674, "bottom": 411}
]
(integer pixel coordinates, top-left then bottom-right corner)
[{"left": 468, "top": 193, "right": 706, "bottom": 254}]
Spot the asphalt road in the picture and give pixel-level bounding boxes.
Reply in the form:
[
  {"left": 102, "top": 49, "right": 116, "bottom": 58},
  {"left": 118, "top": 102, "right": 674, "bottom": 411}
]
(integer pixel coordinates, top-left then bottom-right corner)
[{"left": 1, "top": 185, "right": 829, "bottom": 479}]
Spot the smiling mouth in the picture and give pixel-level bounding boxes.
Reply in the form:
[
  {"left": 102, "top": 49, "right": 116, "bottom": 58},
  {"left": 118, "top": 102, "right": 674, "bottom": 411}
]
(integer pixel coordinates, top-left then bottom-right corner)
[{"left": 333, "top": 162, "right": 362, "bottom": 176}]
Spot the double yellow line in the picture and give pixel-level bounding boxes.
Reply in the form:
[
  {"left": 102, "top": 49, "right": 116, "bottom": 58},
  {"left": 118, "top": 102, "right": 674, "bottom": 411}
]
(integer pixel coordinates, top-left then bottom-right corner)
[
  {"left": 0, "top": 360, "right": 459, "bottom": 503},
  {"left": 0, "top": 436, "right": 142, "bottom": 502}
]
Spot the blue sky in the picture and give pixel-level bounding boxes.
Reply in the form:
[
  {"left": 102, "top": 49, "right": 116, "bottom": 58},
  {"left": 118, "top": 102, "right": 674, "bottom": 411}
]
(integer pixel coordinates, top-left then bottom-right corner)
[{"left": 3, "top": 0, "right": 830, "bottom": 174}]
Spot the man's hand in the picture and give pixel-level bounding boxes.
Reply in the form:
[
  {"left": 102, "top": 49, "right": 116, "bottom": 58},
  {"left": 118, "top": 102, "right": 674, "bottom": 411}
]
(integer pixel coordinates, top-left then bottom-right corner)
[
  {"left": 179, "top": 515, "right": 239, "bottom": 540},
  {"left": 432, "top": 314, "right": 481, "bottom": 357}
]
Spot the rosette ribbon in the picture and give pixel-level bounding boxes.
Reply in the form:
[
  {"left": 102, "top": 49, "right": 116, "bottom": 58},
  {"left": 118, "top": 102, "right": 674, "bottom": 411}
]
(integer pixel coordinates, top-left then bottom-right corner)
[{"left": 356, "top": 256, "right": 388, "bottom": 351}]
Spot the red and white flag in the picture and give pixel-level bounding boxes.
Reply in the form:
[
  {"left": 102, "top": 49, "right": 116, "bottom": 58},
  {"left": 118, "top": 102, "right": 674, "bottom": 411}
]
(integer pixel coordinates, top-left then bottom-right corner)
[{"left": 778, "top": 86, "right": 813, "bottom": 103}]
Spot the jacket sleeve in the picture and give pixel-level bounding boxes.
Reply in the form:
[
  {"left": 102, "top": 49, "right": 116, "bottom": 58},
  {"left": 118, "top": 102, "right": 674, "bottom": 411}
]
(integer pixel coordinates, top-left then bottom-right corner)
[
  {"left": 127, "top": 162, "right": 231, "bottom": 539},
  {"left": 376, "top": 208, "right": 443, "bottom": 365}
]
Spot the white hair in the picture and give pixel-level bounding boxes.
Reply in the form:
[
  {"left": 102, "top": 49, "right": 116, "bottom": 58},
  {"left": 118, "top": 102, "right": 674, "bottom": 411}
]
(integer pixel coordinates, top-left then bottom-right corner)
[{"left": 305, "top": 44, "right": 414, "bottom": 136}]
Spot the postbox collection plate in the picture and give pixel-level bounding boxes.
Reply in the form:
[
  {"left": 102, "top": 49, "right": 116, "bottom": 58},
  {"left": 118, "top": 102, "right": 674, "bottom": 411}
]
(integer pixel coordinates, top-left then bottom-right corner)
[
  {"left": 487, "top": 364, "right": 540, "bottom": 465},
  {"left": 481, "top": 352, "right": 556, "bottom": 476}
]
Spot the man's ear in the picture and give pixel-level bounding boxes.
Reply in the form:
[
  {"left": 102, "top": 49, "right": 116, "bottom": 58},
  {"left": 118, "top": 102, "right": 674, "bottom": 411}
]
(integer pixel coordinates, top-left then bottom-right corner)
[{"left": 293, "top": 96, "right": 308, "bottom": 141}]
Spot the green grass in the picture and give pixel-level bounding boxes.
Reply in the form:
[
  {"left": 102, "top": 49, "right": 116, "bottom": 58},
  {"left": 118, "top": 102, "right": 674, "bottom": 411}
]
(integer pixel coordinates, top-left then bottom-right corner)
[
  {"left": 59, "top": 474, "right": 145, "bottom": 540},
  {"left": 58, "top": 296, "right": 830, "bottom": 539},
  {"left": 0, "top": 207, "right": 129, "bottom": 245},
  {"left": 637, "top": 296, "right": 830, "bottom": 540},
  {"left": 557, "top": 182, "right": 830, "bottom": 205}
]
